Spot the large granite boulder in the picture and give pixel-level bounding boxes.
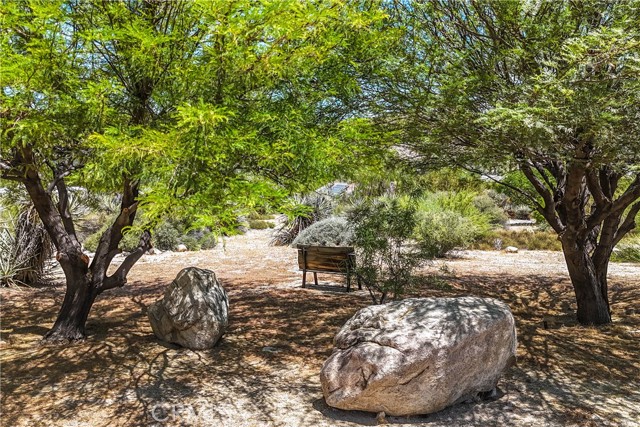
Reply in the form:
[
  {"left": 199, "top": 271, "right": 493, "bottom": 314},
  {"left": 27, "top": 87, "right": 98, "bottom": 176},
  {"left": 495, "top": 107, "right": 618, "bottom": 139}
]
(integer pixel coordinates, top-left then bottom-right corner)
[
  {"left": 320, "top": 297, "right": 517, "bottom": 416},
  {"left": 148, "top": 267, "right": 229, "bottom": 350}
]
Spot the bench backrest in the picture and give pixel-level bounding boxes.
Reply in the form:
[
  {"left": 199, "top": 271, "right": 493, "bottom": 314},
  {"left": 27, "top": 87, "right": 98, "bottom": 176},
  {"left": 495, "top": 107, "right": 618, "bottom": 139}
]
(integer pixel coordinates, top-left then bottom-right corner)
[{"left": 297, "top": 245, "right": 355, "bottom": 273}]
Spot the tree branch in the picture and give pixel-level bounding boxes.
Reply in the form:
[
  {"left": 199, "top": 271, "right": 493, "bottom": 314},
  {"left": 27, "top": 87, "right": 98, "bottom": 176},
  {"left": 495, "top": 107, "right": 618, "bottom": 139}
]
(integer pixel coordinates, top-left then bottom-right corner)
[
  {"left": 520, "top": 161, "right": 565, "bottom": 233},
  {"left": 613, "top": 201, "right": 640, "bottom": 247},
  {"left": 586, "top": 168, "right": 609, "bottom": 207},
  {"left": 100, "top": 230, "right": 151, "bottom": 292}
]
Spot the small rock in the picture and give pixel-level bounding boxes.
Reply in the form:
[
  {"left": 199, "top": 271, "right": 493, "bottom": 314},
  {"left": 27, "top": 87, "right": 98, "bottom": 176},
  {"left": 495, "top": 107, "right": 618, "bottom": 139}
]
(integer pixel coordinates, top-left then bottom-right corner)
[
  {"left": 376, "top": 411, "right": 388, "bottom": 424},
  {"left": 147, "top": 248, "right": 162, "bottom": 255},
  {"left": 261, "top": 346, "right": 280, "bottom": 353},
  {"left": 505, "top": 246, "right": 519, "bottom": 253},
  {"left": 176, "top": 244, "right": 188, "bottom": 252}
]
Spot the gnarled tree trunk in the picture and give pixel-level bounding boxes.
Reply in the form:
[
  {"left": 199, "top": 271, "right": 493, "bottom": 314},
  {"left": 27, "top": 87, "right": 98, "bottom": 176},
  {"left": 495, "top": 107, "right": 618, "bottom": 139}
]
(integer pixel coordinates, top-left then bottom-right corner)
[
  {"left": 44, "top": 267, "right": 97, "bottom": 341},
  {"left": 10, "top": 145, "right": 152, "bottom": 342},
  {"left": 562, "top": 242, "right": 611, "bottom": 325}
]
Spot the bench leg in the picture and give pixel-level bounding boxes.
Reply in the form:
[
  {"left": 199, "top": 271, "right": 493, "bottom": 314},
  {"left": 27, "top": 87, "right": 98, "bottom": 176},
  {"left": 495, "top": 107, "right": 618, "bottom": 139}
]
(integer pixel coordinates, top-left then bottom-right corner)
[
  {"left": 302, "top": 270, "right": 307, "bottom": 288},
  {"left": 346, "top": 272, "right": 351, "bottom": 293},
  {"left": 314, "top": 272, "right": 318, "bottom": 286}
]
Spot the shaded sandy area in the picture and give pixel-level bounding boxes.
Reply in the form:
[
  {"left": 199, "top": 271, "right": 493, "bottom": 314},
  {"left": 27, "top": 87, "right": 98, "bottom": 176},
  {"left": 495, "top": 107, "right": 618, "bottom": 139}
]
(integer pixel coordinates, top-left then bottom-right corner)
[{"left": 1, "top": 229, "right": 639, "bottom": 426}]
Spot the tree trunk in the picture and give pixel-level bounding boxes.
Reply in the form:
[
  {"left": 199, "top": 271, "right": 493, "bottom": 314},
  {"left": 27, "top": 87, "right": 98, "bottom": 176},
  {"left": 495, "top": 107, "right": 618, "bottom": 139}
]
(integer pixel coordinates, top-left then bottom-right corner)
[
  {"left": 43, "top": 269, "right": 98, "bottom": 342},
  {"left": 562, "top": 244, "right": 612, "bottom": 325}
]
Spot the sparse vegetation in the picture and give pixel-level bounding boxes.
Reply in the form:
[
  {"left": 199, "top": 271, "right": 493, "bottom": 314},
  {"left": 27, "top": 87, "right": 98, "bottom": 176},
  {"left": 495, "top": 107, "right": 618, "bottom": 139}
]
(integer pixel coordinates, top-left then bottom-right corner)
[
  {"left": 472, "top": 229, "right": 562, "bottom": 251},
  {"left": 612, "top": 234, "right": 640, "bottom": 263}
]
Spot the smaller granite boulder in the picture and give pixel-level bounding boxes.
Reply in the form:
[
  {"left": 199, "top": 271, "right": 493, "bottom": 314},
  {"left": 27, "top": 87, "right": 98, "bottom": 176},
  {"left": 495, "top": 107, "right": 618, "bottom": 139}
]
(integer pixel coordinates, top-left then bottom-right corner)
[
  {"left": 505, "top": 246, "right": 519, "bottom": 253},
  {"left": 176, "top": 244, "right": 188, "bottom": 252},
  {"left": 148, "top": 267, "right": 228, "bottom": 350}
]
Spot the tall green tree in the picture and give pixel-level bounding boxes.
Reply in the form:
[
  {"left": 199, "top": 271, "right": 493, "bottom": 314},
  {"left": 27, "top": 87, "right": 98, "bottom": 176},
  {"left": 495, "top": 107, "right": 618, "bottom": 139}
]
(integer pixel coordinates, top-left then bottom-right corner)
[
  {"left": 378, "top": 1, "right": 640, "bottom": 325},
  {"left": 1, "top": 0, "right": 387, "bottom": 341}
]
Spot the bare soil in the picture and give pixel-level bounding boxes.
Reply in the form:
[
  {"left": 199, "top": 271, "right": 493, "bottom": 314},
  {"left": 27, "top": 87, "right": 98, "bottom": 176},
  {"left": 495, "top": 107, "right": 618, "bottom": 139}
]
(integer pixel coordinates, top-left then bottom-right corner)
[{"left": 1, "top": 229, "right": 639, "bottom": 427}]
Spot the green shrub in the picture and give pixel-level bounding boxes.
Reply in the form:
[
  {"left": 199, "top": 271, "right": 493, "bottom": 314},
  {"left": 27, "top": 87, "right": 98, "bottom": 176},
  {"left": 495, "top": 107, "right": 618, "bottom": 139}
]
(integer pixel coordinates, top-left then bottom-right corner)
[
  {"left": 198, "top": 232, "right": 218, "bottom": 250},
  {"left": 83, "top": 227, "right": 104, "bottom": 253},
  {"left": 472, "top": 192, "right": 508, "bottom": 226},
  {"left": 416, "top": 191, "right": 492, "bottom": 237},
  {"left": 471, "top": 229, "right": 562, "bottom": 251},
  {"left": 84, "top": 224, "right": 145, "bottom": 253},
  {"left": 415, "top": 210, "right": 478, "bottom": 257},
  {"left": 179, "top": 235, "right": 201, "bottom": 251},
  {"left": 349, "top": 198, "right": 430, "bottom": 304},
  {"left": 512, "top": 204, "right": 532, "bottom": 220},
  {"left": 248, "top": 219, "right": 274, "bottom": 230},
  {"left": 152, "top": 221, "right": 181, "bottom": 250},
  {"left": 291, "top": 217, "right": 354, "bottom": 247},
  {"left": 248, "top": 212, "right": 274, "bottom": 221},
  {"left": 120, "top": 229, "right": 142, "bottom": 252},
  {"left": 612, "top": 234, "right": 640, "bottom": 263}
]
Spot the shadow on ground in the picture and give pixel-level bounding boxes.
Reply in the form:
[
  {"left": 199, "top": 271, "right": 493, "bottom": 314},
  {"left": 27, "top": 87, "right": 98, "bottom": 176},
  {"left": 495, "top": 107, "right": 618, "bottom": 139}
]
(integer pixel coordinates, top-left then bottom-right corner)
[{"left": 1, "top": 262, "right": 639, "bottom": 426}]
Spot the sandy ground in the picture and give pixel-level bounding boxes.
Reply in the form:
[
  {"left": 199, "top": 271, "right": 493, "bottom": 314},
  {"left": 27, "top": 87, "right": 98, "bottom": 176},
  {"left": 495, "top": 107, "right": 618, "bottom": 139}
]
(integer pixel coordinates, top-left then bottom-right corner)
[{"left": 1, "top": 229, "right": 639, "bottom": 427}]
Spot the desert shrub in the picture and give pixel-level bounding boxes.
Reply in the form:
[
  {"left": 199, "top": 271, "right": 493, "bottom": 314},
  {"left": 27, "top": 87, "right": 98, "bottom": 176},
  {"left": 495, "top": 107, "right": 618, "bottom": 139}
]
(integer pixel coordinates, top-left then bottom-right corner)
[
  {"left": 198, "top": 232, "right": 218, "bottom": 250},
  {"left": 349, "top": 198, "right": 430, "bottom": 304},
  {"left": 152, "top": 221, "right": 181, "bottom": 250},
  {"left": 415, "top": 210, "right": 478, "bottom": 257},
  {"left": 248, "top": 212, "right": 274, "bottom": 221},
  {"left": 486, "top": 189, "right": 510, "bottom": 209},
  {"left": 612, "top": 234, "right": 640, "bottom": 263},
  {"left": 291, "top": 216, "right": 354, "bottom": 247},
  {"left": 120, "top": 229, "right": 143, "bottom": 252},
  {"left": 83, "top": 226, "right": 105, "bottom": 252},
  {"left": 512, "top": 204, "right": 532, "bottom": 220},
  {"left": 179, "top": 235, "right": 200, "bottom": 251},
  {"left": 471, "top": 229, "right": 562, "bottom": 251},
  {"left": 472, "top": 192, "right": 508, "bottom": 226},
  {"left": 248, "top": 219, "right": 274, "bottom": 230},
  {"left": 271, "top": 193, "right": 335, "bottom": 246},
  {"left": 416, "top": 191, "right": 492, "bottom": 237},
  {"left": 83, "top": 224, "right": 144, "bottom": 253}
]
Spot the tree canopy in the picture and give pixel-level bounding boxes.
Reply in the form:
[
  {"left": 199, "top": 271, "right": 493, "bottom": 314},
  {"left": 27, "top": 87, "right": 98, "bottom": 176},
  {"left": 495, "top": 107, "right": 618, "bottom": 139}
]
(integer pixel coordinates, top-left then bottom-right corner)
[
  {"left": 366, "top": 0, "right": 640, "bottom": 324},
  {"left": 0, "top": 0, "right": 390, "bottom": 340}
]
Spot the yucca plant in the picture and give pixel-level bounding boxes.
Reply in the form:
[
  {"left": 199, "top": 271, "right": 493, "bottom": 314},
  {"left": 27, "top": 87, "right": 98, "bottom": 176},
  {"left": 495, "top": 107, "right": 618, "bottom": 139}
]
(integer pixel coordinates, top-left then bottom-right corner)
[
  {"left": 271, "top": 193, "right": 335, "bottom": 246},
  {"left": 0, "top": 207, "right": 53, "bottom": 287}
]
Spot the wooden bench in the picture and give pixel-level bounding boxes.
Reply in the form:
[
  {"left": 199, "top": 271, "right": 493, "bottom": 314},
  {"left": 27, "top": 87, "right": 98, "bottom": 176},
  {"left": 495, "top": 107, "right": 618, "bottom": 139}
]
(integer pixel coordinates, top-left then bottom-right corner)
[{"left": 296, "top": 245, "right": 361, "bottom": 292}]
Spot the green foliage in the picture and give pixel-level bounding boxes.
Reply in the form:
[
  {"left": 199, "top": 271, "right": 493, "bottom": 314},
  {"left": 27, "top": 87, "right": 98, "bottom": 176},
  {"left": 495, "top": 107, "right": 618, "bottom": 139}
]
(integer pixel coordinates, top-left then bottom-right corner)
[
  {"left": 248, "top": 220, "right": 274, "bottom": 230},
  {"left": 472, "top": 229, "right": 562, "bottom": 252},
  {"left": 472, "top": 192, "right": 509, "bottom": 226},
  {"left": 82, "top": 227, "right": 105, "bottom": 253},
  {"left": 152, "top": 221, "right": 181, "bottom": 251},
  {"left": 401, "top": 168, "right": 486, "bottom": 196},
  {"left": 291, "top": 217, "right": 354, "bottom": 247},
  {"left": 198, "top": 232, "right": 218, "bottom": 250},
  {"left": 415, "top": 210, "right": 478, "bottom": 258},
  {"left": 612, "top": 234, "right": 640, "bottom": 263},
  {"left": 415, "top": 192, "right": 492, "bottom": 238},
  {"left": 348, "top": 198, "right": 430, "bottom": 304}
]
